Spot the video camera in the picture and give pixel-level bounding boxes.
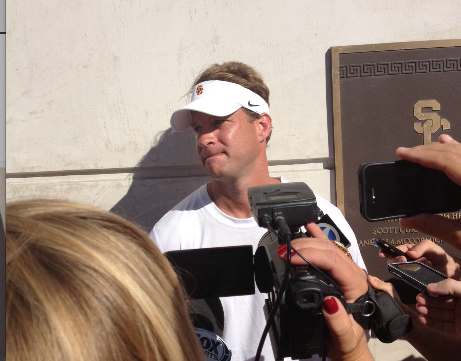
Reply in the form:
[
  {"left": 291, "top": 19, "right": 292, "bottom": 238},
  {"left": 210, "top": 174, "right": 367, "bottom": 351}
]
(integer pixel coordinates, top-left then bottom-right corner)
[
  {"left": 166, "top": 182, "right": 412, "bottom": 360},
  {"left": 166, "top": 183, "right": 350, "bottom": 360},
  {"left": 249, "top": 182, "right": 347, "bottom": 360}
]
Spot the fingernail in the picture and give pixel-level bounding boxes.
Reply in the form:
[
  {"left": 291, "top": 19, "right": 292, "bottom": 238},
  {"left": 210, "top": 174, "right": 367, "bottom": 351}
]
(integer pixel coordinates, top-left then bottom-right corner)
[
  {"left": 397, "top": 147, "right": 410, "bottom": 152},
  {"left": 427, "top": 283, "right": 438, "bottom": 291},
  {"left": 290, "top": 251, "right": 296, "bottom": 258},
  {"left": 277, "top": 245, "right": 287, "bottom": 257},
  {"left": 323, "top": 297, "right": 339, "bottom": 315},
  {"left": 441, "top": 134, "right": 453, "bottom": 142}
]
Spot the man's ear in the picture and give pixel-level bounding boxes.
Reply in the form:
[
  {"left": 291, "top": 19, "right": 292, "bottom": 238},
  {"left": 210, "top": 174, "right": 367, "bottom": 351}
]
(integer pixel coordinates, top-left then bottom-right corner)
[{"left": 257, "top": 113, "right": 272, "bottom": 143}]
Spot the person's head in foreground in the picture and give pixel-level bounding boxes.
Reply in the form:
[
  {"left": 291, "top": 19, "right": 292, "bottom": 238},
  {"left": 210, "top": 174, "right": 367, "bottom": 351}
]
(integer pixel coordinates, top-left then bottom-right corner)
[{"left": 6, "top": 199, "right": 204, "bottom": 361}]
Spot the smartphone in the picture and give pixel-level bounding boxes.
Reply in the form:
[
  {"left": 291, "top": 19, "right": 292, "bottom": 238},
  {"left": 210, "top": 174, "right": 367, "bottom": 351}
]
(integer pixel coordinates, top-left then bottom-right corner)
[
  {"left": 371, "top": 238, "right": 414, "bottom": 261},
  {"left": 358, "top": 160, "right": 461, "bottom": 221},
  {"left": 387, "top": 261, "right": 448, "bottom": 296},
  {"left": 164, "top": 246, "right": 255, "bottom": 299}
]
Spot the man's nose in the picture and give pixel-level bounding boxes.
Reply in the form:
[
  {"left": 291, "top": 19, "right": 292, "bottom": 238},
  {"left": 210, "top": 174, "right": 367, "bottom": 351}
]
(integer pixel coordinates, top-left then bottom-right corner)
[{"left": 197, "top": 128, "right": 215, "bottom": 147}]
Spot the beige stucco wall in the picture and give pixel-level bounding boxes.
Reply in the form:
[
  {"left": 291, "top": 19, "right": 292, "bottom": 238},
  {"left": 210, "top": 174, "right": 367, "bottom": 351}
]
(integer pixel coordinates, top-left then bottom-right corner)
[
  {"left": 7, "top": 1, "right": 461, "bottom": 224},
  {"left": 5, "top": 2, "right": 461, "bottom": 358}
]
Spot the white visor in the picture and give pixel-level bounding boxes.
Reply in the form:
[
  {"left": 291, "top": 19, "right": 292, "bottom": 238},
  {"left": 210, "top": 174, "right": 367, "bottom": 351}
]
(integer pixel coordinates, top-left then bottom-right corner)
[{"left": 170, "top": 80, "right": 270, "bottom": 131}]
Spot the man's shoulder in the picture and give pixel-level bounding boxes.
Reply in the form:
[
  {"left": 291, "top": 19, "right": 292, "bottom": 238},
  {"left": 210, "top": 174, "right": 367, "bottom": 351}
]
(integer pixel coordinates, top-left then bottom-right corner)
[
  {"left": 150, "top": 185, "right": 209, "bottom": 251},
  {"left": 315, "top": 194, "right": 340, "bottom": 214},
  {"left": 314, "top": 194, "right": 367, "bottom": 270},
  {"left": 315, "top": 194, "right": 352, "bottom": 232},
  {"left": 171, "top": 185, "right": 207, "bottom": 210},
  {"left": 157, "top": 185, "right": 209, "bottom": 222}
]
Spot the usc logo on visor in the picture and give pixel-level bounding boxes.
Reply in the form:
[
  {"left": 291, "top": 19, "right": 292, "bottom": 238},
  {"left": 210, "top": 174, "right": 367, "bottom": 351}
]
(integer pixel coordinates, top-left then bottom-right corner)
[{"left": 196, "top": 85, "right": 204, "bottom": 95}]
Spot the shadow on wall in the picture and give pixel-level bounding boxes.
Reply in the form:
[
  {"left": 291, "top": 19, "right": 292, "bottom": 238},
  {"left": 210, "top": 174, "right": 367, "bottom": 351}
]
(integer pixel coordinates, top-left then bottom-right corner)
[{"left": 110, "top": 128, "right": 210, "bottom": 233}]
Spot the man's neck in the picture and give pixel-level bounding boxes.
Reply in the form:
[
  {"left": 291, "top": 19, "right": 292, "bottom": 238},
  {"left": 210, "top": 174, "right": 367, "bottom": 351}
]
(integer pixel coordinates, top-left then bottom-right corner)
[{"left": 207, "top": 175, "right": 281, "bottom": 219}]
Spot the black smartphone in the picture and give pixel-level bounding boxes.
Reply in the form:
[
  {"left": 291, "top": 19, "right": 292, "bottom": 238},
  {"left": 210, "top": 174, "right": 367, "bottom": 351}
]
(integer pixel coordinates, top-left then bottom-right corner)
[
  {"left": 358, "top": 160, "right": 461, "bottom": 221},
  {"left": 164, "top": 246, "right": 255, "bottom": 299},
  {"left": 371, "top": 238, "right": 415, "bottom": 261},
  {"left": 387, "top": 261, "right": 448, "bottom": 296}
]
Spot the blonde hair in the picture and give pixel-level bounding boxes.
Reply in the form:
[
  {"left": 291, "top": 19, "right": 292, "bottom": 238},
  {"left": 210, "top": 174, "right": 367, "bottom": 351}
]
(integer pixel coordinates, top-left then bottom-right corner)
[
  {"left": 6, "top": 199, "right": 204, "bottom": 361},
  {"left": 192, "top": 61, "right": 270, "bottom": 105},
  {"left": 192, "top": 61, "right": 272, "bottom": 143}
]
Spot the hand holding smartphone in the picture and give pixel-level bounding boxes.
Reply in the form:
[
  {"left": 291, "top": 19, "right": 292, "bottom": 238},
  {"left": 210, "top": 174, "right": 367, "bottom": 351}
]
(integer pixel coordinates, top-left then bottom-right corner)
[
  {"left": 387, "top": 261, "right": 448, "bottom": 297},
  {"left": 371, "top": 238, "right": 415, "bottom": 261},
  {"left": 358, "top": 160, "right": 461, "bottom": 222}
]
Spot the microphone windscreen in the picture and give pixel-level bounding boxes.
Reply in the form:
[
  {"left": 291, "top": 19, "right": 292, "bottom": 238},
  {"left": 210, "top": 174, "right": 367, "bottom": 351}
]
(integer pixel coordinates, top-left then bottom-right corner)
[{"left": 187, "top": 298, "right": 224, "bottom": 338}]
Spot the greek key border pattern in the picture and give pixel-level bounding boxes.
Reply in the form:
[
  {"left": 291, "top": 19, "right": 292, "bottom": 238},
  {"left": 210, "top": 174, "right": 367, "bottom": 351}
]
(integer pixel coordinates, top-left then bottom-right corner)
[{"left": 339, "top": 58, "right": 461, "bottom": 78}]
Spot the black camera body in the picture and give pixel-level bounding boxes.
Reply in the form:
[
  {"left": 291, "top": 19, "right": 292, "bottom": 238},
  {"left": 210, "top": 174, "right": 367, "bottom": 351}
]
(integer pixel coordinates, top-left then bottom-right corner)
[
  {"left": 248, "top": 182, "right": 320, "bottom": 229},
  {"left": 167, "top": 182, "right": 411, "bottom": 360},
  {"left": 249, "top": 183, "right": 347, "bottom": 359},
  {"left": 254, "top": 231, "right": 346, "bottom": 359}
]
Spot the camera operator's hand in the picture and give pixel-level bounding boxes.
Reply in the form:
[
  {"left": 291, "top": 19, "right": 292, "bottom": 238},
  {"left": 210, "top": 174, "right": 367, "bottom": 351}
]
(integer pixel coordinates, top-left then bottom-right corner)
[
  {"left": 378, "top": 238, "right": 461, "bottom": 280},
  {"left": 415, "top": 278, "right": 461, "bottom": 339},
  {"left": 321, "top": 296, "right": 374, "bottom": 361},
  {"left": 278, "top": 224, "right": 372, "bottom": 360},
  {"left": 279, "top": 223, "right": 368, "bottom": 303}
]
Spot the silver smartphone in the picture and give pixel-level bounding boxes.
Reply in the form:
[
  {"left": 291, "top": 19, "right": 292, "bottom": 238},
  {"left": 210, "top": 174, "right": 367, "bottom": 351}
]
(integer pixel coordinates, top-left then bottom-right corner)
[{"left": 387, "top": 261, "right": 448, "bottom": 296}]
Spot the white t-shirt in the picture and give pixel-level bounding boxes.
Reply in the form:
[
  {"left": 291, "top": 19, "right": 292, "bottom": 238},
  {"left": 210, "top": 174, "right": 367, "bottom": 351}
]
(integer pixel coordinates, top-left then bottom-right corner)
[{"left": 149, "top": 181, "right": 366, "bottom": 361}]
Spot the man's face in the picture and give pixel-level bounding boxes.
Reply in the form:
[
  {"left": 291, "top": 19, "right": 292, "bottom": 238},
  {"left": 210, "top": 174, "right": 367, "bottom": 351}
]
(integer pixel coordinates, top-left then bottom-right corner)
[{"left": 191, "top": 108, "right": 263, "bottom": 180}]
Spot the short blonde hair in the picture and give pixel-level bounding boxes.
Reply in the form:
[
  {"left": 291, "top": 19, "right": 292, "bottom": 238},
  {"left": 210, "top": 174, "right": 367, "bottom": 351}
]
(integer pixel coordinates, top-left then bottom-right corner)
[
  {"left": 192, "top": 61, "right": 270, "bottom": 105},
  {"left": 192, "top": 61, "right": 272, "bottom": 143},
  {"left": 6, "top": 199, "right": 204, "bottom": 361}
]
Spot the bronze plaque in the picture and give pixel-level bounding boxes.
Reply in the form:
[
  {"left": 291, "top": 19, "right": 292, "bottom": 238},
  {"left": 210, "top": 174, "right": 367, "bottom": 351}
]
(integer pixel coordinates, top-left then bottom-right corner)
[{"left": 331, "top": 40, "right": 461, "bottom": 302}]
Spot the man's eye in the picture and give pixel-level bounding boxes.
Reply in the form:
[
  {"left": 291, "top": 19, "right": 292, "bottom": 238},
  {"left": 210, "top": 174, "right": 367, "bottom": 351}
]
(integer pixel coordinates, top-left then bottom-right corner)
[{"left": 193, "top": 125, "right": 202, "bottom": 132}]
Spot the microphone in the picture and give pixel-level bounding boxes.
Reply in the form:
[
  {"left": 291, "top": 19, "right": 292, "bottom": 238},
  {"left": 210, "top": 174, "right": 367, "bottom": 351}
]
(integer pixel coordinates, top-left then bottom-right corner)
[
  {"left": 187, "top": 298, "right": 224, "bottom": 337},
  {"left": 187, "top": 298, "right": 232, "bottom": 361}
]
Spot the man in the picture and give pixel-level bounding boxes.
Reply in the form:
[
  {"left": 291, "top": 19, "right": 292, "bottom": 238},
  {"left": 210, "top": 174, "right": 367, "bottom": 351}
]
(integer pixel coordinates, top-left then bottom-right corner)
[{"left": 150, "top": 61, "right": 366, "bottom": 361}]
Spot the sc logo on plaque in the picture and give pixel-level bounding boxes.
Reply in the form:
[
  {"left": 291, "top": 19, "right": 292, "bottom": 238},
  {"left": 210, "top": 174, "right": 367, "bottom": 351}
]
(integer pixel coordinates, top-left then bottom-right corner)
[{"left": 414, "top": 100, "right": 450, "bottom": 145}]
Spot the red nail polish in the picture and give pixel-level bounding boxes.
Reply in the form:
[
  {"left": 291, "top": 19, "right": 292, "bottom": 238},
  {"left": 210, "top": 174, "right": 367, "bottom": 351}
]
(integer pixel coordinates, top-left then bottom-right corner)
[
  {"left": 290, "top": 251, "right": 296, "bottom": 258},
  {"left": 277, "top": 244, "right": 287, "bottom": 257},
  {"left": 323, "top": 297, "right": 339, "bottom": 315}
]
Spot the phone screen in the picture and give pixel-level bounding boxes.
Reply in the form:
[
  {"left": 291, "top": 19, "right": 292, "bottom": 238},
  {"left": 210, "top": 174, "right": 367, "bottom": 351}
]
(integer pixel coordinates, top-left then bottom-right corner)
[
  {"left": 359, "top": 160, "right": 461, "bottom": 221},
  {"left": 389, "top": 262, "right": 447, "bottom": 284},
  {"left": 388, "top": 262, "right": 448, "bottom": 294},
  {"left": 165, "top": 246, "right": 255, "bottom": 299}
]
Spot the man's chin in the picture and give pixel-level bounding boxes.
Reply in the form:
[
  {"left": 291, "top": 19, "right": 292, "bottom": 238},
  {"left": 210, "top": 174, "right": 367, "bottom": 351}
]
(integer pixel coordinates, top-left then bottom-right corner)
[
  {"left": 203, "top": 166, "right": 229, "bottom": 180},
  {"left": 202, "top": 162, "right": 226, "bottom": 178},
  {"left": 205, "top": 170, "right": 224, "bottom": 179}
]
